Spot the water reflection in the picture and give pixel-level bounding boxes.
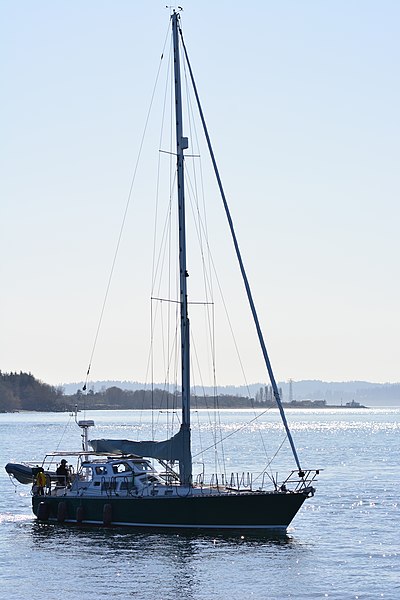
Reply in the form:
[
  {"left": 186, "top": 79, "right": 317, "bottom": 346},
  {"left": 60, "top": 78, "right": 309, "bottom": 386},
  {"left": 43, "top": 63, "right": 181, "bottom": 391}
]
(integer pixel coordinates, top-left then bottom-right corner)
[
  {"left": 29, "top": 521, "right": 296, "bottom": 548},
  {"left": 27, "top": 523, "right": 303, "bottom": 598}
]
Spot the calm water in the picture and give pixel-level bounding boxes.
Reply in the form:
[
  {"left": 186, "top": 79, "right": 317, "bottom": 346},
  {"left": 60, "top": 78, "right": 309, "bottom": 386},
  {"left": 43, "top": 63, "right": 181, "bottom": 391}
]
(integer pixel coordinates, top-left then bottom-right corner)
[{"left": 1, "top": 408, "right": 399, "bottom": 599}]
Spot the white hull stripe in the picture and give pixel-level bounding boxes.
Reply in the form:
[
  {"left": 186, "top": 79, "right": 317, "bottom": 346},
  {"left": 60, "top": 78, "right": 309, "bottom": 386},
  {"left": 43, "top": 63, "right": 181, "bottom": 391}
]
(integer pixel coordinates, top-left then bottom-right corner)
[{"left": 47, "top": 518, "right": 287, "bottom": 530}]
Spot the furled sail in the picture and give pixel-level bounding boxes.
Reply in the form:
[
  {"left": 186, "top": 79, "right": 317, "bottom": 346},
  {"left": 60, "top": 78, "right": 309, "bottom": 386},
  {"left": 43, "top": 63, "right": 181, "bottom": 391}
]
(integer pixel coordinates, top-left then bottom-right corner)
[{"left": 90, "top": 426, "right": 184, "bottom": 462}]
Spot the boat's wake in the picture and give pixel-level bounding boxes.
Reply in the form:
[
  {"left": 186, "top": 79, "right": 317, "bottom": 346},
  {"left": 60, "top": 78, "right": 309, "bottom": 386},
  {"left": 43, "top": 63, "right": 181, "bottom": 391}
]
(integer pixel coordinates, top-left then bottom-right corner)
[{"left": 0, "top": 512, "right": 32, "bottom": 525}]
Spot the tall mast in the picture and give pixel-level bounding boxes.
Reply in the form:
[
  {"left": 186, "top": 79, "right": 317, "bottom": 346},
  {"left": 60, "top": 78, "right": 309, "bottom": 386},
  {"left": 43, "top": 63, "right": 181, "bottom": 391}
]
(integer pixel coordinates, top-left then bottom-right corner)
[{"left": 172, "top": 10, "right": 192, "bottom": 485}]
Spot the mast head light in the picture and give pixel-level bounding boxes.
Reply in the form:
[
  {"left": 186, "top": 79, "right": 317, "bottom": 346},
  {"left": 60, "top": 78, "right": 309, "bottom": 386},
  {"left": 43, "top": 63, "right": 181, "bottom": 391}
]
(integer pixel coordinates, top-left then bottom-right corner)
[{"left": 181, "top": 137, "right": 189, "bottom": 150}]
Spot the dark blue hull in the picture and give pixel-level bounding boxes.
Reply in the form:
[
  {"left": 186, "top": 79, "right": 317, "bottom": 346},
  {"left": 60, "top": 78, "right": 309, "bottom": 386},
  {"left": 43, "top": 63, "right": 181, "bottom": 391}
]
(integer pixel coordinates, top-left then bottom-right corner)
[{"left": 32, "top": 489, "right": 309, "bottom": 531}]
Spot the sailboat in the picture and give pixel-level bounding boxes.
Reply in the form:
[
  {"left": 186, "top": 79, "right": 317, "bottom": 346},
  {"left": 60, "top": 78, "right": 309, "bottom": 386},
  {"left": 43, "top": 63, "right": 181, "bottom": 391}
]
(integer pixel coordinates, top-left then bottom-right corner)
[{"left": 6, "top": 11, "right": 318, "bottom": 532}]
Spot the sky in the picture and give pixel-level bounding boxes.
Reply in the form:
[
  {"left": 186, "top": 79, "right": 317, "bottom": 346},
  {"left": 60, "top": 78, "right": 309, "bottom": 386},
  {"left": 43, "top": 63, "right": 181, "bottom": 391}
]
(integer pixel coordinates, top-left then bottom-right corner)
[{"left": 1, "top": 1, "right": 399, "bottom": 387}]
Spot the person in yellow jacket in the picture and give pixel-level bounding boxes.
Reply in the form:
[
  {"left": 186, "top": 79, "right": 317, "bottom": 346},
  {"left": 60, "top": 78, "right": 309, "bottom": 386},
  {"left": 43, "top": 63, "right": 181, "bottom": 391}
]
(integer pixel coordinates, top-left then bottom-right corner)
[{"left": 35, "top": 468, "right": 46, "bottom": 495}]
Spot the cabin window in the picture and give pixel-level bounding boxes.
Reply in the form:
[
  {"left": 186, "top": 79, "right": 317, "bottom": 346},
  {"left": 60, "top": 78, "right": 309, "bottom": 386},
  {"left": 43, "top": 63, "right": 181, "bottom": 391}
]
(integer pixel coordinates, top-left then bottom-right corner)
[
  {"left": 95, "top": 466, "right": 107, "bottom": 475},
  {"left": 112, "top": 463, "right": 131, "bottom": 474},
  {"left": 79, "top": 467, "right": 93, "bottom": 482},
  {"left": 135, "top": 462, "right": 150, "bottom": 472}
]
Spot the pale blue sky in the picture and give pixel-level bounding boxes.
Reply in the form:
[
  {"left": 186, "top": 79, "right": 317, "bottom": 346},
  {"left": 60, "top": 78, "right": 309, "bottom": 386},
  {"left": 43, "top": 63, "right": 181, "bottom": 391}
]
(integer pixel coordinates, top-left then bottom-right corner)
[{"left": 1, "top": 1, "right": 399, "bottom": 386}]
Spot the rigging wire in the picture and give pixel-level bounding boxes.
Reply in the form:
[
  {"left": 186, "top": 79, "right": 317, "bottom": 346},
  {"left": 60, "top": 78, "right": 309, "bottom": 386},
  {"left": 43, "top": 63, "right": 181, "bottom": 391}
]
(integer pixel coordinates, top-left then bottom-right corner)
[
  {"left": 81, "top": 23, "right": 171, "bottom": 396},
  {"left": 75, "top": 14, "right": 291, "bottom": 483},
  {"left": 47, "top": 412, "right": 75, "bottom": 469},
  {"left": 150, "top": 34, "right": 174, "bottom": 441},
  {"left": 181, "top": 58, "right": 228, "bottom": 477},
  {"left": 253, "top": 435, "right": 288, "bottom": 485},
  {"left": 145, "top": 50, "right": 180, "bottom": 434},
  {"left": 148, "top": 34, "right": 278, "bottom": 478},
  {"left": 183, "top": 162, "right": 277, "bottom": 474},
  {"left": 178, "top": 23, "right": 302, "bottom": 473},
  {"left": 180, "top": 46, "right": 275, "bottom": 474},
  {"left": 192, "top": 406, "right": 287, "bottom": 460}
]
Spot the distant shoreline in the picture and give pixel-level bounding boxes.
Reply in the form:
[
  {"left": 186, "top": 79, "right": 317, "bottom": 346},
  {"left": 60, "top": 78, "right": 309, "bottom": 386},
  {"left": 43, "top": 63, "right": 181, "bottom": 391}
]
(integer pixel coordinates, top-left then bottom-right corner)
[
  {"left": 2, "top": 373, "right": 399, "bottom": 413},
  {"left": 2, "top": 402, "right": 370, "bottom": 414}
]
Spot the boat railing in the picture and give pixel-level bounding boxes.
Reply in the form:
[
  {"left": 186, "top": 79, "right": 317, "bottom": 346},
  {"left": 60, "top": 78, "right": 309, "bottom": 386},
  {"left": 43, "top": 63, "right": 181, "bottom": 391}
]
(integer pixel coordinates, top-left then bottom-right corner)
[
  {"left": 195, "top": 472, "right": 254, "bottom": 492},
  {"left": 281, "top": 469, "right": 320, "bottom": 492},
  {"left": 100, "top": 476, "right": 117, "bottom": 495},
  {"left": 227, "top": 472, "right": 253, "bottom": 491},
  {"left": 33, "top": 474, "right": 71, "bottom": 497},
  {"left": 193, "top": 469, "right": 320, "bottom": 493}
]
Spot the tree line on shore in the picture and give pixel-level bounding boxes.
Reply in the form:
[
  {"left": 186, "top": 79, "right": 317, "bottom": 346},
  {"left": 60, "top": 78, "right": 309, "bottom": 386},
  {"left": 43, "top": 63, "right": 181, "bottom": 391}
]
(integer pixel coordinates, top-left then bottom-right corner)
[
  {"left": 0, "top": 371, "right": 64, "bottom": 412},
  {"left": 1, "top": 371, "right": 268, "bottom": 412}
]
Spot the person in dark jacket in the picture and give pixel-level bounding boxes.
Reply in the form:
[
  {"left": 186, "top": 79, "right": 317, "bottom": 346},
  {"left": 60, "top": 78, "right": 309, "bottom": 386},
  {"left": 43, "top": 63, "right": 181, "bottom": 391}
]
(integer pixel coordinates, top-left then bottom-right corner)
[{"left": 56, "top": 459, "right": 70, "bottom": 485}]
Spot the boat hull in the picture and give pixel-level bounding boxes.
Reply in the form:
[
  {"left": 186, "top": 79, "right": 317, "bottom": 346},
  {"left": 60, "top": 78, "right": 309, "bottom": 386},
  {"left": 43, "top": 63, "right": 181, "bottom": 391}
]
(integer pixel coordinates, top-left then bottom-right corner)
[{"left": 32, "top": 490, "right": 308, "bottom": 532}]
